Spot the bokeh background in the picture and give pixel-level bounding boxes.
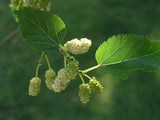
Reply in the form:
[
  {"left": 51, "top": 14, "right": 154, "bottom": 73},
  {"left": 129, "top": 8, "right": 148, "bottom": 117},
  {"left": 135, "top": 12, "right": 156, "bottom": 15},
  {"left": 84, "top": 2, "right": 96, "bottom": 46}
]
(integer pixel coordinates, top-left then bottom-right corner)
[{"left": 1, "top": 0, "right": 160, "bottom": 120}]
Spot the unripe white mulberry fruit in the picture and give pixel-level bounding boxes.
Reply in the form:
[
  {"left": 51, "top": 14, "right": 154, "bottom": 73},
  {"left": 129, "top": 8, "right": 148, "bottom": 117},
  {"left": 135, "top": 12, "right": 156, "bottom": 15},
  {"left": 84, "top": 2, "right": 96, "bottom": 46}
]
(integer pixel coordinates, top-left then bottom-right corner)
[
  {"left": 89, "top": 77, "right": 103, "bottom": 93},
  {"left": 24, "top": 0, "right": 51, "bottom": 10},
  {"left": 44, "top": 1, "right": 51, "bottom": 11},
  {"left": 35, "top": 0, "right": 50, "bottom": 10},
  {"left": 78, "top": 83, "right": 91, "bottom": 104},
  {"left": 64, "top": 38, "right": 92, "bottom": 55},
  {"left": 29, "top": 77, "right": 41, "bottom": 96},
  {"left": 23, "top": 0, "right": 37, "bottom": 7},
  {"left": 45, "top": 69, "right": 56, "bottom": 90},
  {"left": 52, "top": 69, "right": 70, "bottom": 93},
  {"left": 65, "top": 60, "right": 79, "bottom": 80}
]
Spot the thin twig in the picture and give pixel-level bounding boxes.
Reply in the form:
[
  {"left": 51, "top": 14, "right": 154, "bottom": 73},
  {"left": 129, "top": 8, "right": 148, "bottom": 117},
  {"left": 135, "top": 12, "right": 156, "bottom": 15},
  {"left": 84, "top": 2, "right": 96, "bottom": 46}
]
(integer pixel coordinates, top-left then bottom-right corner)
[
  {"left": 0, "top": 27, "right": 19, "bottom": 45},
  {"left": 12, "top": 34, "right": 21, "bottom": 44}
]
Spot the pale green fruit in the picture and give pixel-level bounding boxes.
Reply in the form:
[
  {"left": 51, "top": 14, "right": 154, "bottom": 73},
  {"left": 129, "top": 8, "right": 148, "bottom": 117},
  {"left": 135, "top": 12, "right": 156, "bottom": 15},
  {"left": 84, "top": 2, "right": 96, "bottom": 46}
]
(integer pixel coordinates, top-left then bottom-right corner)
[
  {"left": 65, "top": 60, "right": 79, "bottom": 80},
  {"left": 45, "top": 69, "right": 56, "bottom": 90},
  {"left": 29, "top": 77, "right": 41, "bottom": 96},
  {"left": 52, "top": 69, "right": 70, "bottom": 93},
  {"left": 89, "top": 77, "right": 103, "bottom": 93},
  {"left": 78, "top": 83, "right": 91, "bottom": 104}
]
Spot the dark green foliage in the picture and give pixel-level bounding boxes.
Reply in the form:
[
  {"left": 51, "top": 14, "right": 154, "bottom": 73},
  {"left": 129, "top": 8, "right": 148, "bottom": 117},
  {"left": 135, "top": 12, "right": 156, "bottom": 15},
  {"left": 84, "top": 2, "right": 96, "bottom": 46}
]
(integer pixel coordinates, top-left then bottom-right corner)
[{"left": 15, "top": 7, "right": 66, "bottom": 51}]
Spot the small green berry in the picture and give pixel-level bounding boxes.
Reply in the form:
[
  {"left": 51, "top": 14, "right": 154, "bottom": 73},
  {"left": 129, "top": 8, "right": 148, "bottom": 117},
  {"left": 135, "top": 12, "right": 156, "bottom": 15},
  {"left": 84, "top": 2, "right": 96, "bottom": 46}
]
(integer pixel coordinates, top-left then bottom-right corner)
[
  {"left": 89, "top": 76, "right": 103, "bottom": 93},
  {"left": 45, "top": 69, "right": 56, "bottom": 90},
  {"left": 29, "top": 77, "right": 41, "bottom": 96},
  {"left": 78, "top": 83, "right": 91, "bottom": 104},
  {"left": 65, "top": 60, "right": 79, "bottom": 80}
]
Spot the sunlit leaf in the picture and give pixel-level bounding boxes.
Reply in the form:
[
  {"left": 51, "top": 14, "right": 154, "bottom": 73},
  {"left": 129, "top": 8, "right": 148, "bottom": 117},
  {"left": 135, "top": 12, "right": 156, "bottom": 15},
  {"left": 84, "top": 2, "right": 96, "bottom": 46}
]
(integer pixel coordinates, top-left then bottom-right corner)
[{"left": 96, "top": 34, "right": 160, "bottom": 79}]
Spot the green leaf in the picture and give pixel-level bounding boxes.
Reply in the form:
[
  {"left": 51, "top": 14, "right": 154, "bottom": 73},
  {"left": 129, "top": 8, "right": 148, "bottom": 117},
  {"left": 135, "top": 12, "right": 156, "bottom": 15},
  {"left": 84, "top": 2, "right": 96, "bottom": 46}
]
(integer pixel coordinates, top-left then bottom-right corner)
[
  {"left": 14, "top": 7, "right": 66, "bottom": 51},
  {"left": 96, "top": 34, "right": 160, "bottom": 79}
]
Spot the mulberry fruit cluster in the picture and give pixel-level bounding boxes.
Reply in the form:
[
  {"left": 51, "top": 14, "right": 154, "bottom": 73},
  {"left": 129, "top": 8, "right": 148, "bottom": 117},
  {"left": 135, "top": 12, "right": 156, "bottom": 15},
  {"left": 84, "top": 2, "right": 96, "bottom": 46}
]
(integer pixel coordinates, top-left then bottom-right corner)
[
  {"left": 78, "top": 76, "right": 103, "bottom": 104},
  {"left": 28, "top": 60, "right": 80, "bottom": 96},
  {"left": 64, "top": 38, "right": 92, "bottom": 55},
  {"left": 52, "top": 60, "right": 79, "bottom": 92},
  {"left": 26, "top": 34, "right": 103, "bottom": 104}
]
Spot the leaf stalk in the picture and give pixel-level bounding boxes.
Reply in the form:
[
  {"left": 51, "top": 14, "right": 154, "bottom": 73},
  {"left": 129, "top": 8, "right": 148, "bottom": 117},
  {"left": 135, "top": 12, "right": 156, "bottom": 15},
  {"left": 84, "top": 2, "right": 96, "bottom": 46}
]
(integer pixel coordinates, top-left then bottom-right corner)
[
  {"left": 44, "top": 52, "right": 51, "bottom": 70},
  {"left": 81, "top": 64, "right": 101, "bottom": 74},
  {"left": 35, "top": 52, "right": 45, "bottom": 77}
]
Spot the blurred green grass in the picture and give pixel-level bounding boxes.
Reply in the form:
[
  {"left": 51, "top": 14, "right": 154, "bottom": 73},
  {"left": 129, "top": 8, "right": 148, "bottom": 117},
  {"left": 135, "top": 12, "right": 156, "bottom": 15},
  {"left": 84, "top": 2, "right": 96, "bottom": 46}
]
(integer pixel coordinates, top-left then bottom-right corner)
[{"left": 1, "top": 0, "right": 160, "bottom": 120}]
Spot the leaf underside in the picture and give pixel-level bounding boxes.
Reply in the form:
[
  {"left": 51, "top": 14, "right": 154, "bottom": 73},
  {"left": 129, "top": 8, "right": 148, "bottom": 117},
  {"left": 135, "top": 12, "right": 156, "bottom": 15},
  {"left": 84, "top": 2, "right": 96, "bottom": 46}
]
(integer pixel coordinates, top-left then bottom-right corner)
[
  {"left": 15, "top": 7, "right": 66, "bottom": 51},
  {"left": 96, "top": 34, "right": 160, "bottom": 79}
]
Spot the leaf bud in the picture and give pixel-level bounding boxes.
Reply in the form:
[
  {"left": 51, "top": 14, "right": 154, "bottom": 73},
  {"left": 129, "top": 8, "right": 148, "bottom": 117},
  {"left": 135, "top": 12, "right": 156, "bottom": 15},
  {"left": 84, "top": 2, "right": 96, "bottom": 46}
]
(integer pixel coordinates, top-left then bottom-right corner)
[
  {"left": 78, "top": 83, "right": 91, "bottom": 104},
  {"left": 29, "top": 77, "right": 41, "bottom": 96},
  {"left": 45, "top": 69, "right": 56, "bottom": 90},
  {"left": 89, "top": 76, "right": 103, "bottom": 93}
]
